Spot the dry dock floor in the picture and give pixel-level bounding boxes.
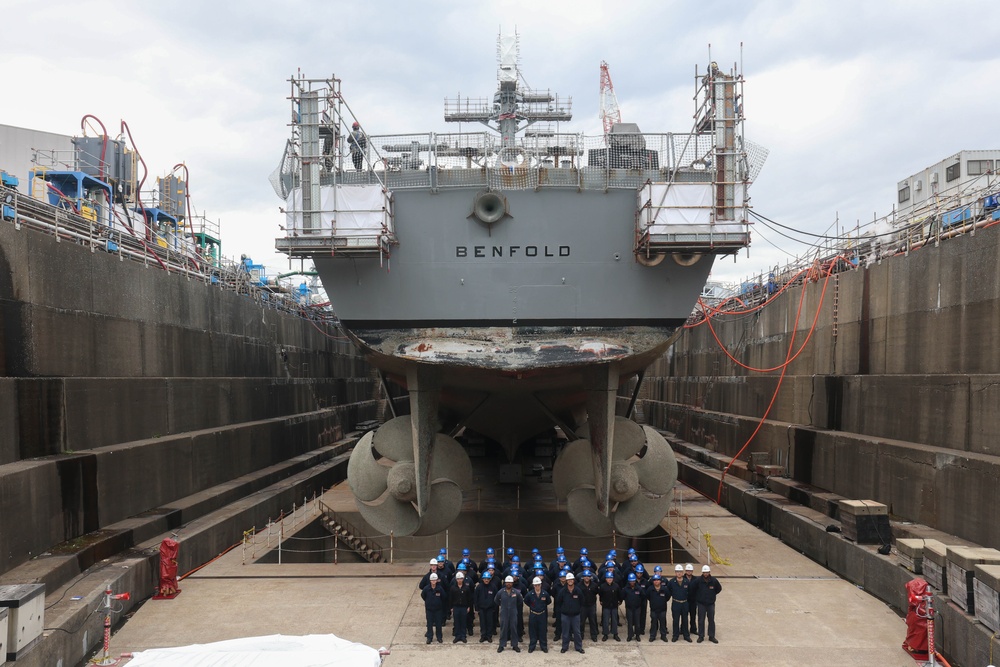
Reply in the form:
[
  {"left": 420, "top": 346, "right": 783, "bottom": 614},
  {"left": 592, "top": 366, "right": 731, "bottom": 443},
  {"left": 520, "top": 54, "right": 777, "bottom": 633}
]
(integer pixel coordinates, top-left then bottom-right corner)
[{"left": 110, "top": 484, "right": 914, "bottom": 666}]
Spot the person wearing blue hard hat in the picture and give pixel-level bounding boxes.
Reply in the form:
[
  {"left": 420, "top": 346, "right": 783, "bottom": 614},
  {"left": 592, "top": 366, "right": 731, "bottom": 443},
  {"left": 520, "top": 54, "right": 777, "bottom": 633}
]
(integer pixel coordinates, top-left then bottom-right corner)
[
  {"left": 634, "top": 563, "right": 649, "bottom": 635},
  {"left": 475, "top": 570, "right": 498, "bottom": 643},
  {"left": 646, "top": 574, "right": 669, "bottom": 642},
  {"left": 578, "top": 568, "right": 599, "bottom": 642},
  {"left": 598, "top": 569, "right": 622, "bottom": 641},
  {"left": 623, "top": 572, "right": 644, "bottom": 641},
  {"left": 479, "top": 547, "right": 495, "bottom": 575},
  {"left": 551, "top": 569, "right": 568, "bottom": 642}
]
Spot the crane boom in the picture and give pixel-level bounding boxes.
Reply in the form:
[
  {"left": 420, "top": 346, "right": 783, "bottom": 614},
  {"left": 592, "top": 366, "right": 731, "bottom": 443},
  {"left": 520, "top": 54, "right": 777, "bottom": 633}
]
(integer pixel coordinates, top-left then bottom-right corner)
[{"left": 599, "top": 60, "right": 622, "bottom": 135}]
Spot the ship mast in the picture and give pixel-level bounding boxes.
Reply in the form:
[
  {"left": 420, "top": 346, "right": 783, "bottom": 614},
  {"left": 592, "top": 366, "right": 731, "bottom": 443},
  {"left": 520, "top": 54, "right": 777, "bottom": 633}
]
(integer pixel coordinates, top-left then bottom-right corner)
[{"left": 444, "top": 32, "right": 572, "bottom": 151}]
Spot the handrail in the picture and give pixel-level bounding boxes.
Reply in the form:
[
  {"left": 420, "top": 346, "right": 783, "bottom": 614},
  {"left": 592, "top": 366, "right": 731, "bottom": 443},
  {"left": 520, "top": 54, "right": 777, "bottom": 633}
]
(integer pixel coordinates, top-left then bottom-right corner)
[{"left": 317, "top": 500, "right": 386, "bottom": 563}]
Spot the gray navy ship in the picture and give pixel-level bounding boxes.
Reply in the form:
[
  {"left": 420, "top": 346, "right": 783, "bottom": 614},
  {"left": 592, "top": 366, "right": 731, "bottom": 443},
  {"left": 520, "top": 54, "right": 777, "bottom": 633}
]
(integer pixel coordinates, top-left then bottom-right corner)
[{"left": 275, "top": 34, "right": 766, "bottom": 537}]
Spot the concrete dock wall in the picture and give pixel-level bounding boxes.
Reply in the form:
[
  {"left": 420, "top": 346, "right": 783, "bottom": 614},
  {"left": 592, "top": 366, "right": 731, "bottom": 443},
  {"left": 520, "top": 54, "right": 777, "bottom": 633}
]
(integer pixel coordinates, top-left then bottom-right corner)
[
  {"left": 647, "top": 223, "right": 1000, "bottom": 553},
  {"left": 0, "top": 220, "right": 380, "bottom": 582}
]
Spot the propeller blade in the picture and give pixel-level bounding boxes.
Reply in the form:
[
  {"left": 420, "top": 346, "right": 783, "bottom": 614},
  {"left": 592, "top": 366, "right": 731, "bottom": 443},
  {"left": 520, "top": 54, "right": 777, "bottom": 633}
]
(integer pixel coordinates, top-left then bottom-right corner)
[
  {"left": 566, "top": 487, "right": 615, "bottom": 537},
  {"left": 634, "top": 426, "right": 678, "bottom": 495},
  {"left": 553, "top": 438, "right": 595, "bottom": 499},
  {"left": 414, "top": 481, "right": 464, "bottom": 536},
  {"left": 371, "top": 415, "right": 414, "bottom": 462},
  {"left": 355, "top": 494, "right": 420, "bottom": 537},
  {"left": 612, "top": 417, "right": 645, "bottom": 460},
  {"left": 347, "top": 431, "right": 390, "bottom": 502},
  {"left": 574, "top": 416, "right": 645, "bottom": 460},
  {"left": 613, "top": 488, "right": 673, "bottom": 536},
  {"left": 428, "top": 433, "right": 473, "bottom": 490}
]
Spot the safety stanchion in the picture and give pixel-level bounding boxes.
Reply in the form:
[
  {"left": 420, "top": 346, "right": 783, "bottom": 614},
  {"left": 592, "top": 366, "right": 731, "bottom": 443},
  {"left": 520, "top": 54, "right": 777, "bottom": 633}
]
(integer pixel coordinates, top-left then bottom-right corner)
[
  {"left": 93, "top": 584, "right": 130, "bottom": 666},
  {"left": 920, "top": 594, "right": 937, "bottom": 667},
  {"left": 390, "top": 532, "right": 394, "bottom": 564}
]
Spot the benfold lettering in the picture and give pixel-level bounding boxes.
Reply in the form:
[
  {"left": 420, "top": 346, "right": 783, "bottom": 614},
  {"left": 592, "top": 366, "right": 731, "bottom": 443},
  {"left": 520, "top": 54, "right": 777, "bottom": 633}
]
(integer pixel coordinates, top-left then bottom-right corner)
[{"left": 455, "top": 245, "right": 571, "bottom": 259}]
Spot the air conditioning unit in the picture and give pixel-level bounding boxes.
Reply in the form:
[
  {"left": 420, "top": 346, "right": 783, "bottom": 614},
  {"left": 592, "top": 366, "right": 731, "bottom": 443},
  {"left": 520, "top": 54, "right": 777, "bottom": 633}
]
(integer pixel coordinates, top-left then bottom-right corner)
[
  {"left": 915, "top": 179, "right": 923, "bottom": 191},
  {"left": 930, "top": 172, "right": 939, "bottom": 184}
]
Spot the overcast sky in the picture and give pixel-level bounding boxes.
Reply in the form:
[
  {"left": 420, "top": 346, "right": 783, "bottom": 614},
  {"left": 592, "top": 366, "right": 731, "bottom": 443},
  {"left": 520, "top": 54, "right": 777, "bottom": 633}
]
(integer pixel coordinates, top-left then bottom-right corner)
[{"left": 4, "top": 0, "right": 999, "bottom": 284}]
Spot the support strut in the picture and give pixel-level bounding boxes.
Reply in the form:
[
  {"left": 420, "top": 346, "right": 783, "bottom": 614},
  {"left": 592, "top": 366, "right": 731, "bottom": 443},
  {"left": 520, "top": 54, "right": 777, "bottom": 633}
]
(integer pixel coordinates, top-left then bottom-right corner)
[
  {"left": 406, "top": 364, "right": 441, "bottom": 517},
  {"left": 584, "top": 363, "right": 620, "bottom": 516}
]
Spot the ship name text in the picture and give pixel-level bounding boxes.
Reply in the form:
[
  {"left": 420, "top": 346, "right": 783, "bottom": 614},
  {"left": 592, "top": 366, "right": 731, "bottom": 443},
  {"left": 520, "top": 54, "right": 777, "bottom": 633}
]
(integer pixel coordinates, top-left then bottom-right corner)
[{"left": 456, "top": 245, "right": 571, "bottom": 258}]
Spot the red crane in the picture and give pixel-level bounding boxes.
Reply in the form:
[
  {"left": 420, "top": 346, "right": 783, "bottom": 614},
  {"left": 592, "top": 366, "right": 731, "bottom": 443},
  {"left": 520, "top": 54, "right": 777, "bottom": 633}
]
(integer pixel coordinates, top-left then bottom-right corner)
[{"left": 599, "top": 60, "right": 622, "bottom": 136}]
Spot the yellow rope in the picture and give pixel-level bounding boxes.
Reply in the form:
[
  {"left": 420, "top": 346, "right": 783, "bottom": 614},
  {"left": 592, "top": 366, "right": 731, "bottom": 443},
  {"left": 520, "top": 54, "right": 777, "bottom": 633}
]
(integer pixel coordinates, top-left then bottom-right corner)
[{"left": 704, "top": 532, "right": 732, "bottom": 566}]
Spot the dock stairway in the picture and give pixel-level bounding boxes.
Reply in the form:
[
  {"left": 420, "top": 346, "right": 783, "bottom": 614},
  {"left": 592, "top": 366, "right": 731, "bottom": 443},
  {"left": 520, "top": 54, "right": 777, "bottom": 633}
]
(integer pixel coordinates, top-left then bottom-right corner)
[{"left": 318, "top": 500, "right": 386, "bottom": 563}]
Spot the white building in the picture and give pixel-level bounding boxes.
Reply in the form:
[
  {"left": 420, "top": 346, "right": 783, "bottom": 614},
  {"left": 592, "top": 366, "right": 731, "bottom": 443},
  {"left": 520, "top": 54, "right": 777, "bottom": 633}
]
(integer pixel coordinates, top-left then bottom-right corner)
[
  {"left": 0, "top": 124, "right": 74, "bottom": 190},
  {"left": 896, "top": 150, "right": 1000, "bottom": 222}
]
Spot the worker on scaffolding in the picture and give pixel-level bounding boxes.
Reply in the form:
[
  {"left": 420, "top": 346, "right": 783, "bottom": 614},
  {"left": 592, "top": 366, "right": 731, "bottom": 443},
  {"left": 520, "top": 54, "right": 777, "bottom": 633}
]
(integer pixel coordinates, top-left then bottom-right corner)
[{"left": 348, "top": 121, "right": 367, "bottom": 171}]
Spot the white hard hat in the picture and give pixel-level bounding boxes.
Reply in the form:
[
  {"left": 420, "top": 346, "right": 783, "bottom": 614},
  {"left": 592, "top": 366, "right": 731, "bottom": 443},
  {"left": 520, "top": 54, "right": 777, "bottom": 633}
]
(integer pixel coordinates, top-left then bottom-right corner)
[
  {"left": 702, "top": 565, "right": 711, "bottom": 573},
  {"left": 505, "top": 575, "right": 514, "bottom": 583},
  {"left": 429, "top": 558, "right": 438, "bottom": 565},
  {"left": 456, "top": 572, "right": 465, "bottom": 578},
  {"left": 685, "top": 563, "right": 694, "bottom": 571},
  {"left": 565, "top": 572, "right": 575, "bottom": 580},
  {"left": 429, "top": 573, "right": 438, "bottom": 580},
  {"left": 532, "top": 576, "right": 542, "bottom": 585},
  {"left": 674, "top": 564, "right": 684, "bottom": 572}
]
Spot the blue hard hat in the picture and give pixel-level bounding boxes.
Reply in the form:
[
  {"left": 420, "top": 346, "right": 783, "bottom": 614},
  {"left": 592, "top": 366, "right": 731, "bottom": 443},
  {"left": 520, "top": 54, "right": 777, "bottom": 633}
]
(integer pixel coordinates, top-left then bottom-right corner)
[
  {"left": 582, "top": 569, "right": 593, "bottom": 577},
  {"left": 556, "top": 546, "right": 565, "bottom": 554},
  {"left": 439, "top": 548, "right": 447, "bottom": 554},
  {"left": 582, "top": 559, "right": 592, "bottom": 568},
  {"left": 436, "top": 555, "right": 445, "bottom": 562},
  {"left": 635, "top": 564, "right": 645, "bottom": 573},
  {"left": 605, "top": 560, "right": 615, "bottom": 567},
  {"left": 609, "top": 549, "right": 617, "bottom": 557},
  {"left": 461, "top": 557, "right": 470, "bottom": 565},
  {"left": 533, "top": 553, "right": 543, "bottom": 561},
  {"left": 559, "top": 569, "right": 569, "bottom": 577},
  {"left": 580, "top": 547, "right": 588, "bottom": 554},
  {"left": 604, "top": 570, "right": 614, "bottom": 578},
  {"left": 487, "top": 547, "right": 495, "bottom": 554},
  {"left": 629, "top": 553, "right": 638, "bottom": 562},
  {"left": 506, "top": 547, "right": 515, "bottom": 555},
  {"left": 653, "top": 565, "right": 663, "bottom": 573},
  {"left": 458, "top": 563, "right": 468, "bottom": 571},
  {"left": 653, "top": 574, "right": 662, "bottom": 581},
  {"left": 557, "top": 554, "right": 566, "bottom": 561},
  {"left": 628, "top": 573, "right": 637, "bottom": 582},
  {"left": 483, "top": 572, "right": 493, "bottom": 580},
  {"left": 462, "top": 548, "right": 470, "bottom": 555},
  {"left": 535, "top": 567, "right": 545, "bottom": 574},
  {"left": 532, "top": 548, "right": 540, "bottom": 554},
  {"left": 487, "top": 557, "right": 496, "bottom": 565},
  {"left": 512, "top": 555, "right": 520, "bottom": 563},
  {"left": 511, "top": 567, "right": 520, "bottom": 575},
  {"left": 628, "top": 548, "right": 636, "bottom": 554}
]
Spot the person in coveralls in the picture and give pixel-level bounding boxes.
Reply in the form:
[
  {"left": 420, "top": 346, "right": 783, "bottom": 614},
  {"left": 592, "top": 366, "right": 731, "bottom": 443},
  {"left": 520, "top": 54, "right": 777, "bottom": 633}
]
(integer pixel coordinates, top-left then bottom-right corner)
[
  {"left": 556, "top": 572, "right": 585, "bottom": 654},
  {"left": 348, "top": 121, "right": 367, "bottom": 171},
  {"left": 495, "top": 575, "right": 523, "bottom": 653},
  {"left": 903, "top": 578, "right": 930, "bottom": 657}
]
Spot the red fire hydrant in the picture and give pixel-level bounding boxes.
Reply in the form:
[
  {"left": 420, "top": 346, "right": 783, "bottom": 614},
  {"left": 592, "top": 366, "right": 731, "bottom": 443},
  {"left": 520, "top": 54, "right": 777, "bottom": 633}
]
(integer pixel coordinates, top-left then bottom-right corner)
[{"left": 903, "top": 577, "right": 929, "bottom": 657}]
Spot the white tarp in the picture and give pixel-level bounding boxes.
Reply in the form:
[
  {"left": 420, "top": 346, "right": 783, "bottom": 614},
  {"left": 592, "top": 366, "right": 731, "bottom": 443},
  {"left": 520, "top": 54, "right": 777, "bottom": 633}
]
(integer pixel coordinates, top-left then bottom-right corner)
[
  {"left": 641, "top": 183, "right": 713, "bottom": 231},
  {"left": 285, "top": 185, "right": 389, "bottom": 237},
  {"left": 124, "top": 634, "right": 382, "bottom": 667}
]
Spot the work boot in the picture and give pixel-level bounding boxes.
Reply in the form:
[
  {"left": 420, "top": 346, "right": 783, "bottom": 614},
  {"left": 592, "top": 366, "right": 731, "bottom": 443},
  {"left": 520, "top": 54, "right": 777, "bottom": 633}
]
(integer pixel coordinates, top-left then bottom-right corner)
[
  {"left": 710, "top": 637, "right": 719, "bottom": 644},
  {"left": 697, "top": 637, "right": 704, "bottom": 643}
]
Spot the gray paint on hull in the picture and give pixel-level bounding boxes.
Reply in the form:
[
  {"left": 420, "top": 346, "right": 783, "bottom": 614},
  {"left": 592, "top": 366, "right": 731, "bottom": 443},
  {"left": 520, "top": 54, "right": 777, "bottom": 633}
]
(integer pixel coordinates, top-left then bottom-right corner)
[{"left": 315, "top": 187, "right": 716, "bottom": 325}]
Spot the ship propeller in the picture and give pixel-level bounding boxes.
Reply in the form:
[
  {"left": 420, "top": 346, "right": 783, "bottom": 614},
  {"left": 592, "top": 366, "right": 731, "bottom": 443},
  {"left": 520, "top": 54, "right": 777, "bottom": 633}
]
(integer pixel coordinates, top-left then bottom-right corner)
[
  {"left": 347, "top": 416, "right": 472, "bottom": 537},
  {"left": 553, "top": 417, "right": 677, "bottom": 537}
]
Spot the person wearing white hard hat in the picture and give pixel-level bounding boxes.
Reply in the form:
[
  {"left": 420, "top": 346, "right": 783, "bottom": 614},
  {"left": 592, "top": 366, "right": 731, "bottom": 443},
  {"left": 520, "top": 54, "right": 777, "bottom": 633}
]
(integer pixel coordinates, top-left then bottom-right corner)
[
  {"left": 495, "top": 575, "right": 523, "bottom": 653},
  {"left": 419, "top": 558, "right": 440, "bottom": 591},
  {"left": 689, "top": 564, "right": 722, "bottom": 643},
  {"left": 421, "top": 573, "right": 446, "bottom": 644},
  {"left": 525, "top": 576, "right": 552, "bottom": 653},
  {"left": 556, "top": 572, "right": 585, "bottom": 654},
  {"left": 450, "top": 572, "right": 474, "bottom": 643},
  {"left": 667, "top": 564, "right": 692, "bottom": 642},
  {"left": 684, "top": 563, "right": 698, "bottom": 637}
]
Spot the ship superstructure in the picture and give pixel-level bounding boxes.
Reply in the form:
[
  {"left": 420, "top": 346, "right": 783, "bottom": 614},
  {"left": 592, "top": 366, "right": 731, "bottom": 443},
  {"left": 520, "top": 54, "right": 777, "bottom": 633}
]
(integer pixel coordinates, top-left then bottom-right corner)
[{"left": 274, "top": 35, "right": 765, "bottom": 537}]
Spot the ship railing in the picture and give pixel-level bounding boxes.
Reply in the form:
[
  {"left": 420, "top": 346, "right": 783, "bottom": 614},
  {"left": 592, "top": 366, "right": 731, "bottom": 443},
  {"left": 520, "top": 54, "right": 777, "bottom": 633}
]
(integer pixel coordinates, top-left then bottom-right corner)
[{"left": 327, "top": 131, "right": 751, "bottom": 192}]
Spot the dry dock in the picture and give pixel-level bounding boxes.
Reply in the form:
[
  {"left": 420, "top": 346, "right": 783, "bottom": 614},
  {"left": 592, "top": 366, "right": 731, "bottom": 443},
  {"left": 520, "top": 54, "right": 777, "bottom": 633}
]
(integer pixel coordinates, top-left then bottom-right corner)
[{"left": 108, "top": 484, "right": 914, "bottom": 667}]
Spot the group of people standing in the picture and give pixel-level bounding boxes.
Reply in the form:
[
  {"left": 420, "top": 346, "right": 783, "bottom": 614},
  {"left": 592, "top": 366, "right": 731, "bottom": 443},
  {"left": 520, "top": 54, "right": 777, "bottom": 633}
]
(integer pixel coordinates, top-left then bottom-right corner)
[{"left": 419, "top": 546, "right": 722, "bottom": 654}]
